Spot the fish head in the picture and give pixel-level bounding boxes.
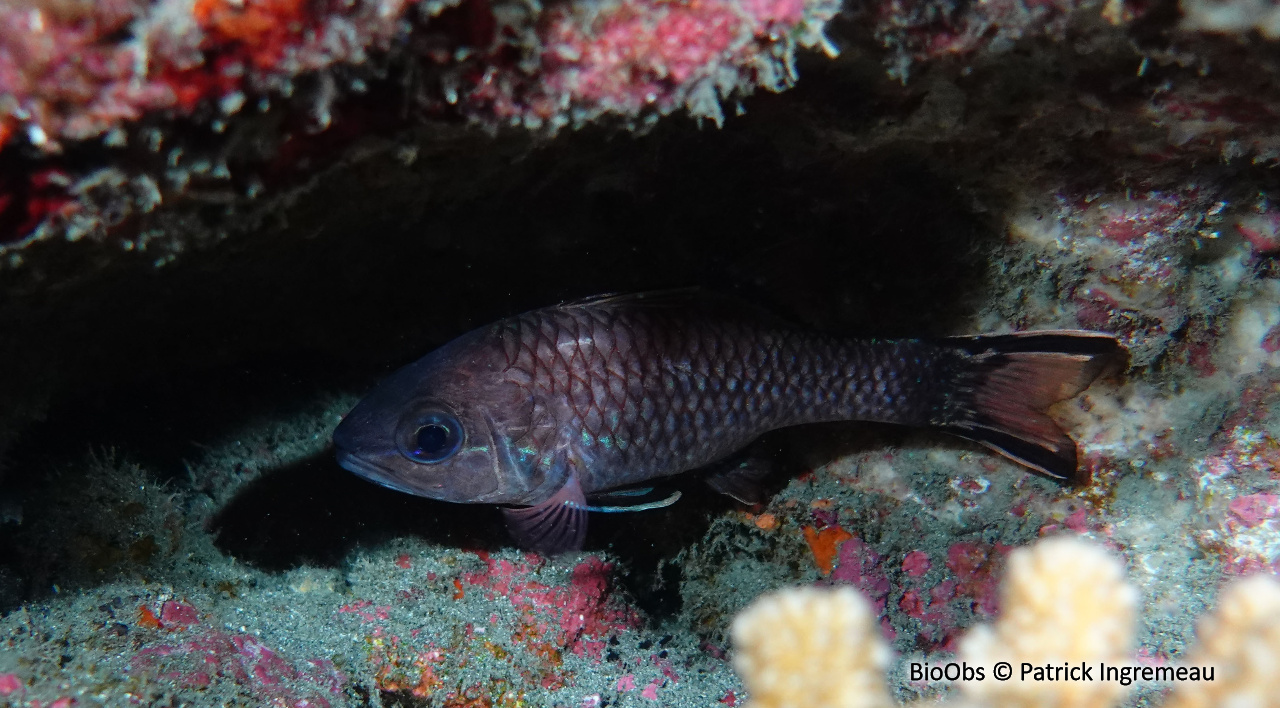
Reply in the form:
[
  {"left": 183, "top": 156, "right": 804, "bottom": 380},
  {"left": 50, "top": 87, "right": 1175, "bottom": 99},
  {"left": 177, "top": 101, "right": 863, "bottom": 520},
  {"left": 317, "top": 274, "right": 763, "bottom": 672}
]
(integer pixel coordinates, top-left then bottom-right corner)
[{"left": 333, "top": 330, "right": 539, "bottom": 505}]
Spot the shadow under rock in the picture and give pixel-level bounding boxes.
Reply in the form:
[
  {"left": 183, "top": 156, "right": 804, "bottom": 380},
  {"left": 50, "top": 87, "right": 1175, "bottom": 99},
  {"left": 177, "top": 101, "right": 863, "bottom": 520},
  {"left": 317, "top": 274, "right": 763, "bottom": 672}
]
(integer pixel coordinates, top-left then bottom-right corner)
[
  {"left": 210, "top": 450, "right": 509, "bottom": 570},
  {"left": 4, "top": 352, "right": 362, "bottom": 484},
  {"left": 5, "top": 112, "right": 1005, "bottom": 614},
  {"left": 209, "top": 431, "right": 838, "bottom": 619},
  {"left": 209, "top": 445, "right": 753, "bottom": 572}
]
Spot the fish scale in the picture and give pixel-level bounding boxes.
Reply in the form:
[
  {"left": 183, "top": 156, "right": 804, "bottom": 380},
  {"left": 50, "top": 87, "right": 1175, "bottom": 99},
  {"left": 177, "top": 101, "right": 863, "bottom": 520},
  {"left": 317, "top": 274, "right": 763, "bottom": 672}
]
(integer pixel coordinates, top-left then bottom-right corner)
[
  {"left": 497, "top": 302, "right": 943, "bottom": 493},
  {"left": 333, "top": 291, "right": 1126, "bottom": 552}
]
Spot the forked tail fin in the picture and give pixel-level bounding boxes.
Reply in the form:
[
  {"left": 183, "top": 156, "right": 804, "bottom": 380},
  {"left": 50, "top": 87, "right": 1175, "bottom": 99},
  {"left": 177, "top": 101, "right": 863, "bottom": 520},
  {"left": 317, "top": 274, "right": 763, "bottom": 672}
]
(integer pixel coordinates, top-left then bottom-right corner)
[{"left": 938, "top": 331, "right": 1128, "bottom": 485}]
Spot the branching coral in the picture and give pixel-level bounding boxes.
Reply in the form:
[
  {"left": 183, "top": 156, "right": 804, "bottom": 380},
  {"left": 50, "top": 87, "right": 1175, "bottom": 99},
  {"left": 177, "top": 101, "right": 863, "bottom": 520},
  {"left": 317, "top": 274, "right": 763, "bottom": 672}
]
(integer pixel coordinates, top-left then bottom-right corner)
[
  {"left": 958, "top": 537, "right": 1138, "bottom": 708},
  {"left": 731, "top": 585, "right": 895, "bottom": 708},
  {"left": 731, "top": 537, "right": 1280, "bottom": 708},
  {"left": 1162, "top": 575, "right": 1280, "bottom": 708}
]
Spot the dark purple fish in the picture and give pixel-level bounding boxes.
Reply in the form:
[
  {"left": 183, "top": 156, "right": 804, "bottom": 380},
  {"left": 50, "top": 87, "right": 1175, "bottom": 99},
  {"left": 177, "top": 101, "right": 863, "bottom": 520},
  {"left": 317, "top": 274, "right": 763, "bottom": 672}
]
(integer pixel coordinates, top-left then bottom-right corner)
[{"left": 333, "top": 292, "right": 1126, "bottom": 553}]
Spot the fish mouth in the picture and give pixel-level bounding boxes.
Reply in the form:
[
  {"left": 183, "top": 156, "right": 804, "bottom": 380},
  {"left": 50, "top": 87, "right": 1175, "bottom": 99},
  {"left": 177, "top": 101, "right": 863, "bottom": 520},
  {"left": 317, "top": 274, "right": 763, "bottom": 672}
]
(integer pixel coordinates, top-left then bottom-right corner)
[{"left": 334, "top": 449, "right": 424, "bottom": 496}]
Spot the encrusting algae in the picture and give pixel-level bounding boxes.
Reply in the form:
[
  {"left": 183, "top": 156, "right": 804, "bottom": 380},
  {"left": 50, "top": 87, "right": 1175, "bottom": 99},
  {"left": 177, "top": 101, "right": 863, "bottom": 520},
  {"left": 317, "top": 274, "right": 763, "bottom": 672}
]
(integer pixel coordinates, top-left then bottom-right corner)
[{"left": 730, "top": 536, "right": 1280, "bottom": 708}]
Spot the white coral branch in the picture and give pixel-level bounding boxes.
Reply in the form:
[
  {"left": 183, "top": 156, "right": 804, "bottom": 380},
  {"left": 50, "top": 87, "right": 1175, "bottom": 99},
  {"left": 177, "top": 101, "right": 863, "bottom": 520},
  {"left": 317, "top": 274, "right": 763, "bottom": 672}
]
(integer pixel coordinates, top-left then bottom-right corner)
[{"left": 730, "top": 537, "right": 1280, "bottom": 708}]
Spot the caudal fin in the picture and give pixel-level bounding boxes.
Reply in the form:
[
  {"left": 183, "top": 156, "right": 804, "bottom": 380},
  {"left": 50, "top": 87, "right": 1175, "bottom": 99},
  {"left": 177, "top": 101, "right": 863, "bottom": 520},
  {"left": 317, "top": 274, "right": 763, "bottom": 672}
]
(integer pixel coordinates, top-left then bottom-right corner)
[{"left": 939, "top": 331, "right": 1127, "bottom": 485}]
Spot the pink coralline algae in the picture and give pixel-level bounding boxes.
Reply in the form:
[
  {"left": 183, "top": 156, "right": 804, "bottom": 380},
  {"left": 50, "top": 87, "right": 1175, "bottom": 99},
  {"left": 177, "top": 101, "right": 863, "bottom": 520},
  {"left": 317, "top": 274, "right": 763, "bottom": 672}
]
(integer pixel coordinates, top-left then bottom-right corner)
[
  {"left": 830, "top": 536, "right": 892, "bottom": 614},
  {"left": 822, "top": 534, "right": 1021, "bottom": 652},
  {"left": 338, "top": 598, "right": 392, "bottom": 623},
  {"left": 1236, "top": 211, "right": 1280, "bottom": 255},
  {"left": 463, "top": 554, "right": 641, "bottom": 659},
  {"left": 333, "top": 552, "right": 647, "bottom": 700},
  {"left": 1037, "top": 507, "right": 1100, "bottom": 537},
  {"left": 159, "top": 599, "right": 201, "bottom": 628},
  {"left": 1263, "top": 325, "right": 1280, "bottom": 355},
  {"left": 640, "top": 677, "right": 662, "bottom": 699},
  {"left": 869, "top": 0, "right": 1121, "bottom": 79},
  {"left": 137, "top": 599, "right": 202, "bottom": 631},
  {"left": 901, "top": 549, "right": 931, "bottom": 577},
  {"left": 827, "top": 534, "right": 902, "bottom": 640},
  {"left": 0, "top": 0, "right": 415, "bottom": 154},
  {"left": 482, "top": 0, "right": 838, "bottom": 129},
  {"left": 1147, "top": 89, "right": 1280, "bottom": 165},
  {"left": 0, "top": 0, "right": 839, "bottom": 250},
  {"left": 1007, "top": 181, "right": 1219, "bottom": 368},
  {"left": 944, "top": 541, "right": 1010, "bottom": 619},
  {"left": 1059, "top": 188, "right": 1203, "bottom": 264},
  {"left": 0, "top": 0, "right": 411, "bottom": 251},
  {"left": 1, "top": 0, "right": 836, "bottom": 150},
  {"left": 28, "top": 699, "right": 74, "bottom": 708},
  {"left": 896, "top": 555, "right": 955, "bottom": 651},
  {"left": 1228, "top": 494, "right": 1280, "bottom": 530},
  {"left": 1191, "top": 373, "right": 1280, "bottom": 576},
  {"left": 129, "top": 603, "right": 347, "bottom": 705},
  {"left": 1086, "top": 195, "right": 1184, "bottom": 245},
  {"left": 0, "top": 673, "right": 23, "bottom": 697}
]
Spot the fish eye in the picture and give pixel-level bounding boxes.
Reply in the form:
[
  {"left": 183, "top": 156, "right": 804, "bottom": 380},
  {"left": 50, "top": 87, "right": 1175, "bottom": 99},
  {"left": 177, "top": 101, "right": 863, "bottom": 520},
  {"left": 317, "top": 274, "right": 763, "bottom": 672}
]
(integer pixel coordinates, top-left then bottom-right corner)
[{"left": 397, "top": 410, "right": 463, "bottom": 463}]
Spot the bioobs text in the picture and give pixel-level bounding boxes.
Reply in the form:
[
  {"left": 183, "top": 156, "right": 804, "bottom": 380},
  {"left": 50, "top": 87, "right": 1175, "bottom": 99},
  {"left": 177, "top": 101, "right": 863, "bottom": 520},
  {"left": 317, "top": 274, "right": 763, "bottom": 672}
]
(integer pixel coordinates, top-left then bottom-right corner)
[
  {"left": 909, "top": 660, "right": 1215, "bottom": 686},
  {"left": 909, "top": 662, "right": 984, "bottom": 682}
]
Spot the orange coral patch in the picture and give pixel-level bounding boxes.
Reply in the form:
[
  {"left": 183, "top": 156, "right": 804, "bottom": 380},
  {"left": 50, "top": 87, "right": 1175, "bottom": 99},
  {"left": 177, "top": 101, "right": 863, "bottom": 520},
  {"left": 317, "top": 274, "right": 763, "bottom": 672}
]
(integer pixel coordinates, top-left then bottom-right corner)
[
  {"left": 194, "top": 0, "right": 307, "bottom": 36},
  {"left": 752, "top": 513, "right": 778, "bottom": 530},
  {"left": 412, "top": 665, "right": 443, "bottom": 697},
  {"left": 137, "top": 605, "right": 161, "bottom": 630},
  {"left": 802, "top": 526, "right": 852, "bottom": 576},
  {"left": 192, "top": 0, "right": 310, "bottom": 67}
]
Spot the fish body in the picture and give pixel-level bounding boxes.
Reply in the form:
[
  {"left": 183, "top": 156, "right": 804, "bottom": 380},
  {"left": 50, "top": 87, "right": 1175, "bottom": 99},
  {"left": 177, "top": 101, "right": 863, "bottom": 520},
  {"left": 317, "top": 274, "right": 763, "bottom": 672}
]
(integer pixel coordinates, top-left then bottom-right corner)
[{"left": 334, "top": 292, "right": 1125, "bottom": 552}]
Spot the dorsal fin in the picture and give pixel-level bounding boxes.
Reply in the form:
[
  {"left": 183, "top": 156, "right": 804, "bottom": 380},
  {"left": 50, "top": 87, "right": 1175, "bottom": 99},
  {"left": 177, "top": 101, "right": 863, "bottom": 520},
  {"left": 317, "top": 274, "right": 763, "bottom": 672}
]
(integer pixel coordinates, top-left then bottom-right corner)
[
  {"left": 557, "top": 288, "right": 704, "bottom": 310},
  {"left": 555, "top": 289, "right": 792, "bottom": 330}
]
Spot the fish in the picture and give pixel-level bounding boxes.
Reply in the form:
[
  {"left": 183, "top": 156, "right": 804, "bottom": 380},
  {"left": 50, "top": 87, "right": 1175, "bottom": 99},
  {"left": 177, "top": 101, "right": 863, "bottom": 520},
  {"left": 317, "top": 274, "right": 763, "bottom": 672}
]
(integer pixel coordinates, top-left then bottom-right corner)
[{"left": 333, "top": 291, "right": 1127, "bottom": 553}]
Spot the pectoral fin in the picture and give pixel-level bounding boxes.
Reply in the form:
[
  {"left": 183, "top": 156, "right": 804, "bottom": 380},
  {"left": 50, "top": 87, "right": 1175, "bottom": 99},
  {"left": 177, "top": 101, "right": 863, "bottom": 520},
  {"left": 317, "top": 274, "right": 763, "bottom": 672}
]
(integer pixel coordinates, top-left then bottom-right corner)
[{"left": 501, "top": 474, "right": 588, "bottom": 554}]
